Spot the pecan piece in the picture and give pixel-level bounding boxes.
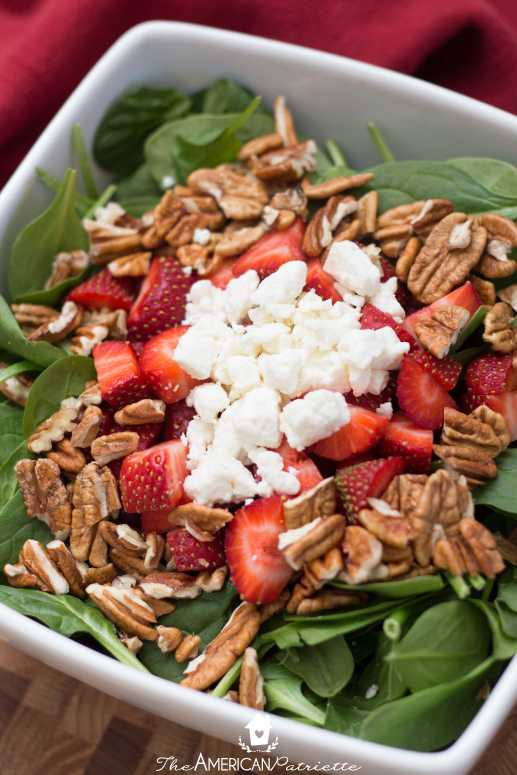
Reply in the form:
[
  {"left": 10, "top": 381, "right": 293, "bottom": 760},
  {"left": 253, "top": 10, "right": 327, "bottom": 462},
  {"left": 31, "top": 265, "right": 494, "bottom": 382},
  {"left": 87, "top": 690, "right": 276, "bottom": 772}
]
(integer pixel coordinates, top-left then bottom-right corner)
[
  {"left": 410, "top": 199, "right": 455, "bottom": 238},
  {"left": 187, "top": 167, "right": 268, "bottom": 221},
  {"left": 143, "top": 191, "right": 186, "bottom": 246},
  {"left": 498, "top": 284, "right": 517, "bottom": 311},
  {"left": 180, "top": 602, "right": 261, "bottom": 691},
  {"left": 471, "top": 405, "right": 510, "bottom": 451},
  {"left": 175, "top": 634, "right": 202, "bottom": 663},
  {"left": 302, "top": 195, "right": 358, "bottom": 257},
  {"left": 47, "top": 539, "right": 87, "bottom": 598},
  {"left": 239, "top": 647, "right": 264, "bottom": 710},
  {"left": 46, "top": 438, "right": 86, "bottom": 474},
  {"left": 270, "top": 188, "right": 308, "bottom": 218},
  {"left": 196, "top": 565, "right": 228, "bottom": 593},
  {"left": 472, "top": 214, "right": 517, "bottom": 278},
  {"left": 373, "top": 202, "right": 424, "bottom": 258},
  {"left": 357, "top": 507, "right": 413, "bottom": 549},
  {"left": 163, "top": 503, "right": 233, "bottom": 537},
  {"left": 0, "top": 364, "right": 33, "bottom": 407},
  {"left": 482, "top": 302, "right": 516, "bottom": 353},
  {"left": 70, "top": 405, "right": 103, "bottom": 447},
  {"left": 119, "top": 632, "right": 143, "bottom": 656},
  {"left": 114, "top": 399, "right": 166, "bottom": 426},
  {"left": 139, "top": 572, "right": 201, "bottom": 600},
  {"left": 3, "top": 562, "right": 38, "bottom": 590},
  {"left": 433, "top": 444, "right": 498, "bottom": 488},
  {"left": 414, "top": 306, "right": 469, "bottom": 358},
  {"left": 27, "top": 406, "right": 78, "bottom": 454},
  {"left": 135, "top": 590, "right": 176, "bottom": 617},
  {"left": 165, "top": 213, "right": 208, "bottom": 250},
  {"left": 395, "top": 237, "right": 423, "bottom": 282},
  {"left": 304, "top": 547, "right": 344, "bottom": 588},
  {"left": 301, "top": 173, "right": 375, "bottom": 200},
  {"left": 90, "top": 432, "right": 139, "bottom": 465},
  {"left": 109, "top": 547, "right": 147, "bottom": 580},
  {"left": 86, "top": 583, "right": 157, "bottom": 640},
  {"left": 45, "top": 250, "right": 89, "bottom": 289},
  {"left": 283, "top": 477, "right": 336, "bottom": 530},
  {"left": 459, "top": 519, "right": 505, "bottom": 577},
  {"left": 441, "top": 406, "right": 506, "bottom": 457},
  {"left": 214, "top": 225, "right": 266, "bottom": 258},
  {"left": 81, "top": 309, "right": 128, "bottom": 341},
  {"left": 11, "top": 303, "right": 60, "bottom": 329},
  {"left": 340, "top": 525, "right": 388, "bottom": 584},
  {"left": 408, "top": 213, "right": 487, "bottom": 304},
  {"left": 262, "top": 207, "right": 296, "bottom": 231},
  {"left": 70, "top": 463, "right": 120, "bottom": 561},
  {"left": 238, "top": 133, "right": 283, "bottom": 161},
  {"left": 144, "top": 533, "right": 165, "bottom": 572},
  {"left": 108, "top": 251, "right": 151, "bottom": 277},
  {"left": 259, "top": 589, "right": 290, "bottom": 623},
  {"left": 251, "top": 141, "right": 317, "bottom": 183},
  {"left": 86, "top": 564, "right": 117, "bottom": 585},
  {"left": 76, "top": 381, "right": 103, "bottom": 410},
  {"left": 15, "top": 459, "right": 71, "bottom": 540},
  {"left": 274, "top": 95, "right": 298, "bottom": 146},
  {"left": 89, "top": 528, "right": 108, "bottom": 568},
  {"left": 279, "top": 514, "right": 345, "bottom": 570},
  {"left": 69, "top": 324, "right": 108, "bottom": 356},
  {"left": 467, "top": 275, "right": 496, "bottom": 309},
  {"left": 98, "top": 521, "right": 147, "bottom": 556},
  {"left": 296, "top": 589, "right": 368, "bottom": 615},
  {"left": 85, "top": 205, "right": 143, "bottom": 265},
  {"left": 27, "top": 301, "right": 83, "bottom": 344},
  {"left": 14, "top": 539, "right": 69, "bottom": 594},
  {"left": 357, "top": 191, "right": 378, "bottom": 235},
  {"left": 156, "top": 625, "right": 183, "bottom": 654},
  {"left": 382, "top": 474, "right": 428, "bottom": 517}
]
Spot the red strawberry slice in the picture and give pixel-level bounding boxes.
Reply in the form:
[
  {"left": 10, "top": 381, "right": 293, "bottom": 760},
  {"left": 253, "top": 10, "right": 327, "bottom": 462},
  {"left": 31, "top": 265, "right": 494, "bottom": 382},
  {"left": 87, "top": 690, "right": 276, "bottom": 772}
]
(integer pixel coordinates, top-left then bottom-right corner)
[
  {"left": 166, "top": 529, "right": 225, "bottom": 572},
  {"left": 139, "top": 326, "right": 202, "bottom": 403},
  {"left": 402, "top": 281, "right": 482, "bottom": 339},
  {"left": 378, "top": 254, "right": 396, "bottom": 281},
  {"left": 127, "top": 256, "right": 194, "bottom": 342},
  {"left": 66, "top": 268, "right": 137, "bottom": 312},
  {"left": 409, "top": 351, "right": 462, "bottom": 391},
  {"left": 346, "top": 373, "right": 397, "bottom": 413},
  {"left": 460, "top": 390, "right": 487, "bottom": 414},
  {"left": 97, "top": 402, "right": 115, "bottom": 436},
  {"left": 465, "top": 353, "right": 517, "bottom": 395},
  {"left": 304, "top": 259, "right": 342, "bottom": 303},
  {"left": 130, "top": 341, "right": 145, "bottom": 358},
  {"left": 108, "top": 422, "right": 163, "bottom": 479},
  {"left": 120, "top": 439, "right": 188, "bottom": 513},
  {"left": 311, "top": 406, "right": 388, "bottom": 461},
  {"left": 275, "top": 437, "right": 324, "bottom": 493},
  {"left": 335, "top": 456, "right": 406, "bottom": 521},
  {"left": 225, "top": 494, "right": 292, "bottom": 604},
  {"left": 378, "top": 411, "right": 433, "bottom": 474},
  {"left": 93, "top": 340, "right": 153, "bottom": 410},
  {"left": 210, "top": 258, "right": 236, "bottom": 289},
  {"left": 377, "top": 255, "right": 418, "bottom": 313},
  {"left": 141, "top": 510, "right": 173, "bottom": 535},
  {"left": 164, "top": 400, "right": 197, "bottom": 441},
  {"left": 486, "top": 391, "right": 517, "bottom": 441},
  {"left": 360, "top": 303, "right": 417, "bottom": 351},
  {"left": 397, "top": 355, "right": 457, "bottom": 430},
  {"left": 232, "top": 218, "right": 307, "bottom": 280}
]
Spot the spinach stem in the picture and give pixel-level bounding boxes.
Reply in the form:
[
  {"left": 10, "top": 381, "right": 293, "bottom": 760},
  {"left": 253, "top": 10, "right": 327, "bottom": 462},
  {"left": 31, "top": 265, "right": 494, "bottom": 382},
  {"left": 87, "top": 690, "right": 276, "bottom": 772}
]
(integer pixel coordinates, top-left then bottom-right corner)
[
  {"left": 211, "top": 655, "right": 243, "bottom": 698},
  {"left": 83, "top": 184, "right": 117, "bottom": 220},
  {"left": 481, "top": 577, "right": 495, "bottom": 603},
  {"left": 468, "top": 574, "right": 486, "bottom": 592},
  {"left": 0, "top": 360, "right": 43, "bottom": 385},
  {"left": 446, "top": 572, "right": 471, "bottom": 600},
  {"left": 367, "top": 122, "right": 395, "bottom": 163},
  {"left": 325, "top": 139, "right": 347, "bottom": 168},
  {"left": 72, "top": 123, "right": 99, "bottom": 200},
  {"left": 383, "top": 617, "right": 402, "bottom": 643}
]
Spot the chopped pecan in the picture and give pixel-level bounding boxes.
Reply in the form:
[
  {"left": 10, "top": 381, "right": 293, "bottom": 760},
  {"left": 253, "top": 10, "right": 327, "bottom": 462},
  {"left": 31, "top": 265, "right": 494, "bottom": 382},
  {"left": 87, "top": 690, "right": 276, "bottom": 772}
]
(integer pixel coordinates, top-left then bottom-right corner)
[
  {"left": 239, "top": 647, "right": 264, "bottom": 710},
  {"left": 85, "top": 206, "right": 143, "bottom": 265},
  {"left": 395, "top": 237, "right": 422, "bottom": 282},
  {"left": 76, "top": 381, "right": 103, "bottom": 410},
  {"left": 382, "top": 474, "right": 428, "bottom": 517},
  {"left": 304, "top": 547, "right": 344, "bottom": 589},
  {"left": 86, "top": 583, "right": 157, "bottom": 640},
  {"left": 301, "top": 173, "right": 375, "bottom": 200},
  {"left": 175, "top": 634, "right": 202, "bottom": 663},
  {"left": 27, "top": 406, "right": 78, "bottom": 454},
  {"left": 135, "top": 590, "right": 176, "bottom": 617},
  {"left": 482, "top": 302, "right": 515, "bottom": 353},
  {"left": 86, "top": 564, "right": 117, "bottom": 585},
  {"left": 90, "top": 432, "right": 139, "bottom": 465},
  {"left": 357, "top": 191, "right": 378, "bottom": 235},
  {"left": 165, "top": 213, "right": 208, "bottom": 250},
  {"left": 196, "top": 565, "right": 228, "bottom": 593},
  {"left": 373, "top": 202, "right": 424, "bottom": 258},
  {"left": 357, "top": 508, "right": 412, "bottom": 549},
  {"left": 112, "top": 574, "right": 138, "bottom": 588},
  {"left": 214, "top": 225, "right": 266, "bottom": 258},
  {"left": 3, "top": 562, "right": 38, "bottom": 590},
  {"left": 16, "top": 539, "right": 69, "bottom": 594},
  {"left": 109, "top": 547, "right": 147, "bottom": 580},
  {"left": 283, "top": 477, "right": 336, "bottom": 530},
  {"left": 119, "top": 632, "right": 143, "bottom": 656},
  {"left": 340, "top": 525, "right": 388, "bottom": 584},
  {"left": 433, "top": 444, "right": 498, "bottom": 488},
  {"left": 89, "top": 528, "right": 108, "bottom": 568},
  {"left": 70, "top": 463, "right": 120, "bottom": 561},
  {"left": 414, "top": 305, "right": 469, "bottom": 358},
  {"left": 177, "top": 193, "right": 225, "bottom": 231},
  {"left": 270, "top": 188, "right": 308, "bottom": 218},
  {"left": 297, "top": 589, "right": 368, "bottom": 615},
  {"left": 27, "top": 301, "right": 83, "bottom": 344},
  {"left": 259, "top": 588, "right": 290, "bottom": 623},
  {"left": 46, "top": 438, "right": 86, "bottom": 474},
  {"left": 163, "top": 503, "right": 233, "bottom": 537},
  {"left": 108, "top": 251, "right": 151, "bottom": 277},
  {"left": 302, "top": 195, "right": 358, "bottom": 257},
  {"left": 114, "top": 399, "right": 166, "bottom": 426},
  {"left": 441, "top": 406, "right": 506, "bottom": 457},
  {"left": 250, "top": 141, "right": 317, "bottom": 183},
  {"left": 47, "top": 539, "right": 87, "bottom": 598},
  {"left": 181, "top": 602, "right": 261, "bottom": 691},
  {"left": 81, "top": 309, "right": 127, "bottom": 340},
  {"left": 274, "top": 95, "right": 298, "bottom": 146},
  {"left": 187, "top": 167, "right": 268, "bottom": 220},
  {"left": 15, "top": 459, "right": 71, "bottom": 540},
  {"left": 408, "top": 213, "right": 487, "bottom": 304},
  {"left": 472, "top": 214, "right": 517, "bottom": 278},
  {"left": 98, "top": 521, "right": 147, "bottom": 556},
  {"left": 279, "top": 514, "right": 345, "bottom": 570},
  {"left": 139, "top": 571, "right": 202, "bottom": 599},
  {"left": 0, "top": 364, "right": 33, "bottom": 407},
  {"left": 11, "top": 303, "right": 59, "bottom": 329},
  {"left": 143, "top": 533, "right": 165, "bottom": 572},
  {"left": 467, "top": 275, "right": 496, "bottom": 309},
  {"left": 471, "top": 405, "right": 510, "bottom": 451},
  {"left": 498, "top": 284, "right": 517, "bottom": 311},
  {"left": 156, "top": 625, "right": 183, "bottom": 654},
  {"left": 45, "top": 250, "right": 89, "bottom": 290},
  {"left": 70, "top": 405, "right": 103, "bottom": 448},
  {"left": 238, "top": 133, "right": 283, "bottom": 161}
]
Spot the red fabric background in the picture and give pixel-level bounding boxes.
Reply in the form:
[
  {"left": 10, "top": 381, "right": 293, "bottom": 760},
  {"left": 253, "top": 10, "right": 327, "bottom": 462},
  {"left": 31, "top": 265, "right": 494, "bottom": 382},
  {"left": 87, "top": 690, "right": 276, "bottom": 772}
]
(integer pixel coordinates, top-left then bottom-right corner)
[{"left": 1, "top": 0, "right": 517, "bottom": 187}]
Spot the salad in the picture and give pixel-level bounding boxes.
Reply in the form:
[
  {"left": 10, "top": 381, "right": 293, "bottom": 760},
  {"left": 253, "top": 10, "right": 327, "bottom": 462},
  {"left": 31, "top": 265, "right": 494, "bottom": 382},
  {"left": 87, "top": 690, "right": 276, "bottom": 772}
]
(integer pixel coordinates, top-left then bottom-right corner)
[{"left": 2, "top": 77, "right": 517, "bottom": 754}]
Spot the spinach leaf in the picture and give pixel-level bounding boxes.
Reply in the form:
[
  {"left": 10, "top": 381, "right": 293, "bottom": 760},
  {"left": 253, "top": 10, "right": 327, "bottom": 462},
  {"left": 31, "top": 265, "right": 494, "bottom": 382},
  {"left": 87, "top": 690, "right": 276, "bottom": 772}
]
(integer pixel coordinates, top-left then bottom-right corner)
[
  {"left": 71, "top": 124, "right": 98, "bottom": 200},
  {"left": 471, "top": 599, "right": 517, "bottom": 660},
  {"left": 0, "top": 360, "right": 43, "bottom": 385},
  {"left": 331, "top": 575, "right": 444, "bottom": 599},
  {"left": 355, "top": 634, "right": 407, "bottom": 709},
  {"left": 449, "top": 306, "right": 486, "bottom": 354},
  {"left": 264, "top": 677, "right": 325, "bottom": 726},
  {"left": 93, "top": 86, "right": 191, "bottom": 176},
  {"left": 275, "top": 636, "right": 354, "bottom": 697},
  {"left": 22, "top": 355, "right": 97, "bottom": 437},
  {"left": 115, "top": 162, "right": 163, "bottom": 202},
  {"left": 0, "top": 586, "right": 148, "bottom": 671},
  {"left": 449, "top": 343, "right": 491, "bottom": 366},
  {"left": 36, "top": 167, "right": 94, "bottom": 218},
  {"left": 0, "top": 295, "right": 64, "bottom": 367},
  {"left": 9, "top": 169, "right": 89, "bottom": 305},
  {"left": 199, "top": 79, "right": 261, "bottom": 115},
  {"left": 325, "top": 697, "right": 370, "bottom": 737},
  {"left": 447, "top": 158, "right": 517, "bottom": 199},
  {"left": 474, "top": 448, "right": 517, "bottom": 516},
  {"left": 0, "top": 491, "right": 52, "bottom": 572},
  {"left": 385, "top": 601, "right": 490, "bottom": 693}
]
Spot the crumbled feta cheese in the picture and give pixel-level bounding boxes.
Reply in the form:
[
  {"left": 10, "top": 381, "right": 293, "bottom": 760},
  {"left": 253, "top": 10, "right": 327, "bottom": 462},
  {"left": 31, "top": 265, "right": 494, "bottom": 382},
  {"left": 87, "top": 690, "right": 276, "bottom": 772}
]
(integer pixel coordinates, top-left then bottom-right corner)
[
  {"left": 376, "top": 401, "right": 393, "bottom": 420},
  {"left": 186, "top": 416, "right": 215, "bottom": 470},
  {"left": 186, "top": 383, "right": 230, "bottom": 424},
  {"left": 231, "top": 385, "right": 282, "bottom": 448},
  {"left": 193, "top": 228, "right": 211, "bottom": 245},
  {"left": 280, "top": 390, "right": 350, "bottom": 450},
  {"left": 184, "top": 448, "right": 258, "bottom": 506},
  {"left": 162, "top": 175, "right": 175, "bottom": 189},
  {"left": 258, "top": 349, "right": 304, "bottom": 395},
  {"left": 325, "top": 240, "right": 381, "bottom": 297},
  {"left": 224, "top": 271, "right": 260, "bottom": 324},
  {"left": 248, "top": 448, "right": 300, "bottom": 497},
  {"left": 339, "top": 327, "right": 409, "bottom": 372},
  {"left": 369, "top": 277, "right": 406, "bottom": 323},
  {"left": 183, "top": 281, "right": 226, "bottom": 323},
  {"left": 226, "top": 355, "right": 262, "bottom": 394},
  {"left": 249, "top": 261, "right": 307, "bottom": 307},
  {"left": 238, "top": 322, "right": 290, "bottom": 357},
  {"left": 365, "top": 684, "right": 379, "bottom": 700},
  {"left": 174, "top": 315, "right": 232, "bottom": 379}
]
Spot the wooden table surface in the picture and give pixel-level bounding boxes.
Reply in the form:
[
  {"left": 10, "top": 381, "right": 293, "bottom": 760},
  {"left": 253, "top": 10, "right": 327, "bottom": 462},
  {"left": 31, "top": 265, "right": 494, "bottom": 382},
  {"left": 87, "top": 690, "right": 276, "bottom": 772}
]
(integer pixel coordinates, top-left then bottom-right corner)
[{"left": 0, "top": 638, "right": 514, "bottom": 775}]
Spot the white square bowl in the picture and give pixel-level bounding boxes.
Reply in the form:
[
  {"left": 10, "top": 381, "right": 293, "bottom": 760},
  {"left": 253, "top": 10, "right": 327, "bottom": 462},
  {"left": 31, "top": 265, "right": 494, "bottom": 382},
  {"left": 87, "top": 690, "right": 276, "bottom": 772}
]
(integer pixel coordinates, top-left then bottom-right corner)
[{"left": 1, "top": 21, "right": 517, "bottom": 774}]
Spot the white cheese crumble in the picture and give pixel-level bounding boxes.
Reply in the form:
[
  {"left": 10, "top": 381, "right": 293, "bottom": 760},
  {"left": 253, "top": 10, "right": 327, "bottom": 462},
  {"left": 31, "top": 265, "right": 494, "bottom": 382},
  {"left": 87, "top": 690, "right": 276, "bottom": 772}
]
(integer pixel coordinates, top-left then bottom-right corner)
[{"left": 280, "top": 390, "right": 350, "bottom": 451}]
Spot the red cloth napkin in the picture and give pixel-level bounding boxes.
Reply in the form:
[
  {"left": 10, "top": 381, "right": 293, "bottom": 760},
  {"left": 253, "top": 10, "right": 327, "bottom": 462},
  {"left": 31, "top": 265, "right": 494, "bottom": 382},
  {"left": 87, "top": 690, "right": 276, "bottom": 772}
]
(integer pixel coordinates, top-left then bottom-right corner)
[{"left": 1, "top": 0, "right": 517, "bottom": 187}]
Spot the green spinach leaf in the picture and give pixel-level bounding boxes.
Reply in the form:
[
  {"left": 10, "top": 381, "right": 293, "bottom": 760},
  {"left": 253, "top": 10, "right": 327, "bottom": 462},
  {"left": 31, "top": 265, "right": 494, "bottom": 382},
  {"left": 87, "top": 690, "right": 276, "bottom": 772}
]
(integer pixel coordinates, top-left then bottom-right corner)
[
  {"left": 0, "top": 490, "right": 52, "bottom": 572},
  {"left": 0, "top": 295, "right": 65, "bottom": 368},
  {"left": 199, "top": 79, "right": 261, "bottom": 115},
  {"left": 276, "top": 636, "right": 354, "bottom": 697},
  {"left": 0, "top": 360, "right": 43, "bottom": 385},
  {"left": 115, "top": 162, "right": 163, "bottom": 202},
  {"left": 331, "top": 575, "right": 444, "bottom": 599},
  {"left": 36, "top": 167, "right": 94, "bottom": 218},
  {"left": 471, "top": 599, "right": 517, "bottom": 660},
  {"left": 474, "top": 448, "right": 517, "bottom": 516},
  {"left": 93, "top": 86, "right": 191, "bottom": 175},
  {"left": 449, "top": 306, "right": 486, "bottom": 353},
  {"left": 263, "top": 677, "right": 326, "bottom": 725},
  {"left": 447, "top": 158, "right": 517, "bottom": 199},
  {"left": 325, "top": 697, "right": 370, "bottom": 737}
]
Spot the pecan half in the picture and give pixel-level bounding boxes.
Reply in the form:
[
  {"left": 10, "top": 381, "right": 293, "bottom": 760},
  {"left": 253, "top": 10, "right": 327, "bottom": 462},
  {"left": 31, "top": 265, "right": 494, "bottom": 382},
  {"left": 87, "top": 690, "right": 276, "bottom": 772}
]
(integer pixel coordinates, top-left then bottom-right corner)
[
  {"left": 471, "top": 405, "right": 511, "bottom": 451},
  {"left": 410, "top": 199, "right": 455, "bottom": 238},
  {"left": 46, "top": 438, "right": 86, "bottom": 474},
  {"left": 433, "top": 444, "right": 498, "bottom": 488},
  {"left": 15, "top": 459, "right": 71, "bottom": 540},
  {"left": 274, "top": 95, "right": 298, "bottom": 146},
  {"left": 87, "top": 583, "right": 157, "bottom": 640},
  {"left": 434, "top": 520, "right": 504, "bottom": 578},
  {"left": 187, "top": 167, "right": 269, "bottom": 220},
  {"left": 301, "top": 173, "right": 375, "bottom": 200},
  {"left": 156, "top": 625, "right": 183, "bottom": 654},
  {"left": 196, "top": 565, "right": 228, "bottom": 593},
  {"left": 109, "top": 547, "right": 147, "bottom": 580},
  {"left": 47, "top": 539, "right": 87, "bottom": 598},
  {"left": 382, "top": 474, "right": 428, "bottom": 517},
  {"left": 180, "top": 602, "right": 261, "bottom": 691},
  {"left": 357, "top": 191, "right": 378, "bottom": 235},
  {"left": 15, "top": 539, "right": 69, "bottom": 595},
  {"left": 302, "top": 195, "right": 358, "bottom": 257},
  {"left": 90, "top": 432, "right": 139, "bottom": 465},
  {"left": 340, "top": 525, "right": 388, "bottom": 584},
  {"left": 0, "top": 364, "right": 33, "bottom": 407},
  {"left": 283, "top": 477, "right": 336, "bottom": 530},
  {"left": 472, "top": 214, "right": 517, "bottom": 278},
  {"left": 165, "top": 213, "right": 208, "bottom": 250},
  {"left": 269, "top": 188, "right": 308, "bottom": 218},
  {"left": 98, "top": 521, "right": 147, "bottom": 556},
  {"left": 139, "top": 572, "right": 202, "bottom": 600},
  {"left": 176, "top": 192, "right": 225, "bottom": 231},
  {"left": 70, "top": 463, "right": 120, "bottom": 561},
  {"left": 214, "top": 225, "right": 265, "bottom": 258},
  {"left": 482, "top": 302, "right": 515, "bottom": 353},
  {"left": 27, "top": 406, "right": 78, "bottom": 454},
  {"left": 414, "top": 306, "right": 470, "bottom": 359},
  {"left": 441, "top": 406, "right": 507, "bottom": 457},
  {"left": 373, "top": 202, "right": 424, "bottom": 258},
  {"left": 296, "top": 589, "right": 368, "bottom": 615},
  {"left": 86, "top": 564, "right": 117, "bottom": 585},
  {"left": 279, "top": 514, "right": 345, "bottom": 570},
  {"left": 107, "top": 251, "right": 151, "bottom": 278},
  {"left": 163, "top": 503, "right": 233, "bottom": 537},
  {"left": 45, "top": 250, "right": 89, "bottom": 290},
  {"left": 114, "top": 399, "right": 166, "bottom": 426},
  {"left": 305, "top": 547, "right": 344, "bottom": 588},
  {"left": 76, "top": 381, "right": 103, "bottom": 410},
  {"left": 3, "top": 562, "right": 38, "bottom": 590},
  {"left": 27, "top": 301, "right": 83, "bottom": 344},
  {"left": 395, "top": 237, "right": 423, "bottom": 282},
  {"left": 135, "top": 591, "right": 176, "bottom": 618},
  {"left": 239, "top": 647, "right": 264, "bottom": 710},
  {"left": 250, "top": 141, "right": 317, "bottom": 183},
  {"left": 11, "top": 303, "right": 60, "bottom": 329},
  {"left": 86, "top": 210, "right": 143, "bottom": 265},
  {"left": 70, "top": 405, "right": 103, "bottom": 448},
  {"left": 357, "top": 508, "right": 412, "bottom": 549},
  {"left": 467, "top": 275, "right": 496, "bottom": 309},
  {"left": 237, "top": 133, "right": 283, "bottom": 161},
  {"left": 143, "top": 533, "right": 165, "bottom": 572},
  {"left": 89, "top": 528, "right": 108, "bottom": 568},
  {"left": 259, "top": 589, "right": 290, "bottom": 623}
]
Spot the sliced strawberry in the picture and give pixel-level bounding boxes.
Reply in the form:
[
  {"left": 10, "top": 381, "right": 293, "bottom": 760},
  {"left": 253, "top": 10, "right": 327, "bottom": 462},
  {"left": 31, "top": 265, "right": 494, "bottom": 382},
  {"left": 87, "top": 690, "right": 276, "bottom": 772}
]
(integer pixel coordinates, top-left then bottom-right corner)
[
  {"left": 335, "top": 456, "right": 405, "bottom": 521},
  {"left": 409, "top": 351, "right": 462, "bottom": 391},
  {"left": 93, "top": 340, "right": 153, "bottom": 410},
  {"left": 460, "top": 390, "right": 487, "bottom": 414},
  {"left": 141, "top": 510, "right": 173, "bottom": 535},
  {"left": 130, "top": 341, "right": 145, "bottom": 358},
  {"left": 166, "top": 529, "right": 225, "bottom": 572},
  {"left": 486, "top": 392, "right": 517, "bottom": 441},
  {"left": 304, "top": 259, "right": 342, "bottom": 303},
  {"left": 346, "top": 373, "right": 397, "bottom": 413},
  {"left": 378, "top": 411, "right": 433, "bottom": 474},
  {"left": 465, "top": 353, "right": 517, "bottom": 395},
  {"left": 108, "top": 422, "right": 163, "bottom": 479},
  {"left": 66, "top": 268, "right": 137, "bottom": 312},
  {"left": 275, "top": 437, "right": 323, "bottom": 493},
  {"left": 402, "top": 281, "right": 482, "bottom": 339},
  {"left": 120, "top": 439, "right": 188, "bottom": 513},
  {"left": 360, "top": 303, "right": 417, "bottom": 351},
  {"left": 311, "top": 406, "right": 388, "bottom": 461},
  {"left": 127, "top": 256, "right": 194, "bottom": 342},
  {"left": 397, "top": 355, "right": 457, "bottom": 430},
  {"left": 139, "top": 326, "right": 202, "bottom": 403},
  {"left": 225, "top": 494, "right": 291, "bottom": 604},
  {"left": 97, "top": 402, "right": 115, "bottom": 436},
  {"left": 209, "top": 258, "right": 236, "bottom": 289},
  {"left": 232, "top": 218, "right": 307, "bottom": 280},
  {"left": 377, "top": 255, "right": 418, "bottom": 313},
  {"left": 333, "top": 453, "right": 377, "bottom": 470},
  {"left": 378, "top": 255, "right": 396, "bottom": 281},
  {"left": 164, "top": 400, "right": 197, "bottom": 441}
]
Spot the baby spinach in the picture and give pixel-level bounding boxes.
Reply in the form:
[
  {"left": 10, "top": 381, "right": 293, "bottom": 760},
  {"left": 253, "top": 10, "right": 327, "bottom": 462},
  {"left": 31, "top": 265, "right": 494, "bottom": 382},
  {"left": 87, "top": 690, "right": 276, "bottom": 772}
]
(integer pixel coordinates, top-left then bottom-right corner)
[
  {"left": 71, "top": 123, "right": 98, "bottom": 200},
  {"left": 0, "top": 360, "right": 43, "bottom": 385},
  {"left": 449, "top": 343, "right": 490, "bottom": 366},
  {"left": 354, "top": 634, "right": 407, "bottom": 710},
  {"left": 22, "top": 355, "right": 97, "bottom": 437},
  {"left": 471, "top": 599, "right": 517, "bottom": 660},
  {"left": 331, "top": 575, "right": 444, "bottom": 599},
  {"left": 385, "top": 601, "right": 491, "bottom": 693},
  {"left": 0, "top": 491, "right": 53, "bottom": 576},
  {"left": 115, "top": 162, "right": 162, "bottom": 202},
  {"left": 93, "top": 86, "right": 191, "bottom": 176},
  {"left": 275, "top": 636, "right": 354, "bottom": 697},
  {"left": 8, "top": 169, "right": 89, "bottom": 306},
  {"left": 447, "top": 158, "right": 517, "bottom": 199},
  {"left": 0, "top": 587, "right": 148, "bottom": 671},
  {"left": 198, "top": 78, "right": 263, "bottom": 116},
  {"left": 0, "top": 295, "right": 65, "bottom": 368},
  {"left": 36, "top": 167, "right": 94, "bottom": 217},
  {"left": 449, "top": 306, "right": 486, "bottom": 354},
  {"left": 263, "top": 676, "right": 325, "bottom": 726},
  {"left": 474, "top": 448, "right": 517, "bottom": 516},
  {"left": 324, "top": 698, "right": 370, "bottom": 737}
]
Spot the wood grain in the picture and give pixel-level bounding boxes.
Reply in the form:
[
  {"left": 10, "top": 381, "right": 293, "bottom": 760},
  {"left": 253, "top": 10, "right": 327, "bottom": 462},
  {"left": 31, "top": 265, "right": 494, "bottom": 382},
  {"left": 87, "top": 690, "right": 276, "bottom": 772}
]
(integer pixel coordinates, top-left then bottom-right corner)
[{"left": 0, "top": 638, "right": 510, "bottom": 775}]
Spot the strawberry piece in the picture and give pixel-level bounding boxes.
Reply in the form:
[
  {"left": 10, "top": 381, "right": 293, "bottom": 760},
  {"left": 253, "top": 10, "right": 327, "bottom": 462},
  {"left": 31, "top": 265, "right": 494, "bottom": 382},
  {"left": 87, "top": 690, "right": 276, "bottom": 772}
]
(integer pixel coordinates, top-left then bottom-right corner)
[
  {"left": 396, "top": 355, "right": 457, "bottom": 430},
  {"left": 139, "top": 326, "right": 202, "bottom": 403},
  {"left": 486, "top": 392, "right": 517, "bottom": 441},
  {"left": 378, "top": 254, "right": 396, "bottom": 281},
  {"left": 93, "top": 340, "right": 153, "bottom": 410},
  {"left": 225, "top": 494, "right": 292, "bottom": 604},
  {"left": 164, "top": 400, "right": 197, "bottom": 441},
  {"left": 409, "top": 351, "right": 462, "bottom": 391},
  {"left": 97, "top": 402, "right": 115, "bottom": 436},
  {"left": 377, "top": 255, "right": 418, "bottom": 313},
  {"left": 130, "top": 341, "right": 145, "bottom": 358},
  {"left": 402, "top": 281, "right": 482, "bottom": 339},
  {"left": 465, "top": 353, "right": 517, "bottom": 395},
  {"left": 335, "top": 456, "right": 405, "bottom": 521},
  {"left": 141, "top": 510, "right": 174, "bottom": 535},
  {"left": 304, "top": 259, "right": 342, "bottom": 303},
  {"left": 275, "top": 437, "right": 323, "bottom": 493},
  {"left": 117, "top": 509, "right": 142, "bottom": 533},
  {"left": 378, "top": 411, "right": 433, "bottom": 474},
  {"left": 108, "top": 422, "right": 163, "bottom": 479},
  {"left": 166, "top": 529, "right": 225, "bottom": 572},
  {"left": 333, "top": 453, "right": 377, "bottom": 470},
  {"left": 66, "top": 268, "right": 137, "bottom": 312},
  {"left": 120, "top": 439, "right": 188, "bottom": 513},
  {"left": 360, "top": 303, "right": 417, "bottom": 351},
  {"left": 460, "top": 390, "right": 487, "bottom": 414},
  {"left": 232, "top": 219, "right": 307, "bottom": 280},
  {"left": 127, "top": 256, "right": 194, "bottom": 342},
  {"left": 311, "top": 406, "right": 388, "bottom": 461},
  {"left": 209, "top": 258, "right": 236, "bottom": 289},
  {"left": 346, "top": 373, "right": 397, "bottom": 412}
]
